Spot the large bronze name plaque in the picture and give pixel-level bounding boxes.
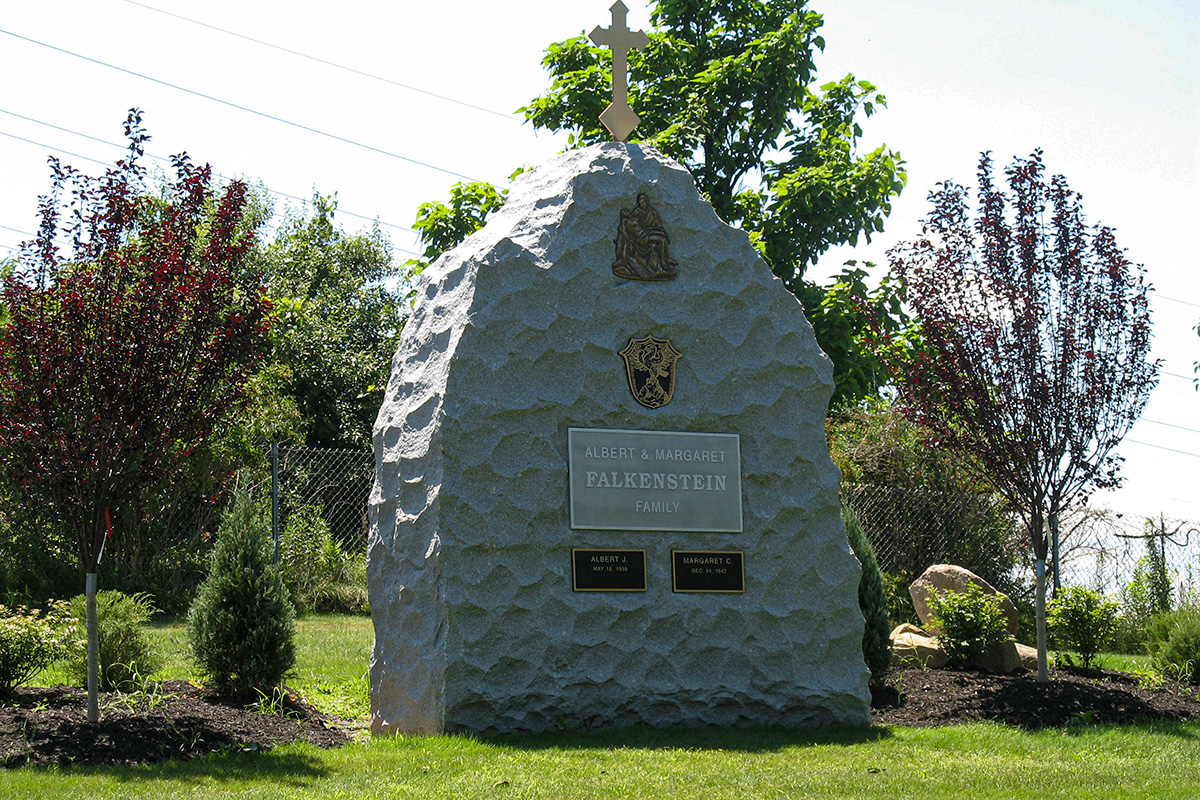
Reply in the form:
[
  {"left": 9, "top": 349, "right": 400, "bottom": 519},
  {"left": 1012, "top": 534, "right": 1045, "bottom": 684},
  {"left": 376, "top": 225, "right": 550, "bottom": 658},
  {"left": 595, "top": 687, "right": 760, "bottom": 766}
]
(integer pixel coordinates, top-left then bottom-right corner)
[{"left": 568, "top": 428, "right": 742, "bottom": 533}]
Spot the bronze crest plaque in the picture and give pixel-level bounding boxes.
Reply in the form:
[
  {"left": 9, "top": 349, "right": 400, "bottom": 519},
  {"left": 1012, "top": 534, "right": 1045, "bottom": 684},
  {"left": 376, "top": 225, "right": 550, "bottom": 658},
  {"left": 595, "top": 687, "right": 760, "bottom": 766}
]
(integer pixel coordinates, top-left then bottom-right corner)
[
  {"left": 612, "top": 193, "right": 677, "bottom": 281},
  {"left": 619, "top": 335, "right": 681, "bottom": 409},
  {"left": 572, "top": 549, "right": 647, "bottom": 592},
  {"left": 671, "top": 551, "right": 745, "bottom": 593}
]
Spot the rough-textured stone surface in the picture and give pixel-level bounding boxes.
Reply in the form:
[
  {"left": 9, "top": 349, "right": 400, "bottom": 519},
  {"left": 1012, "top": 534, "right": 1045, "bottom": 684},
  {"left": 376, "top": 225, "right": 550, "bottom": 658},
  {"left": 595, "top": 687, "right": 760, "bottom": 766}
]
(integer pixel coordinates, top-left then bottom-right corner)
[
  {"left": 909, "top": 564, "right": 1020, "bottom": 635},
  {"left": 1015, "top": 642, "right": 1039, "bottom": 670},
  {"left": 368, "top": 142, "right": 869, "bottom": 735},
  {"left": 890, "top": 624, "right": 949, "bottom": 669},
  {"left": 888, "top": 624, "right": 1026, "bottom": 673}
]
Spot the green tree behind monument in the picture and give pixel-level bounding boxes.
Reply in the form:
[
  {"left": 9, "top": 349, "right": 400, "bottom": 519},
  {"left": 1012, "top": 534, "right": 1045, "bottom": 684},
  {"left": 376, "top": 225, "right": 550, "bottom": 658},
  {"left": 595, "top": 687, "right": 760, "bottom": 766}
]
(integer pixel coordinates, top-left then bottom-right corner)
[
  {"left": 410, "top": 0, "right": 909, "bottom": 408},
  {"left": 257, "top": 193, "right": 403, "bottom": 449}
]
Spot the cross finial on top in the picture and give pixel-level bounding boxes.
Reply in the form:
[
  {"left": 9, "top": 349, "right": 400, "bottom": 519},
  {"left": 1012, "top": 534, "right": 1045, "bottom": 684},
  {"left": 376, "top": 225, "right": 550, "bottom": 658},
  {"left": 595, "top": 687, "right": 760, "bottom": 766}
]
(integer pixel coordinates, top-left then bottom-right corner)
[{"left": 589, "top": 1, "right": 650, "bottom": 142}]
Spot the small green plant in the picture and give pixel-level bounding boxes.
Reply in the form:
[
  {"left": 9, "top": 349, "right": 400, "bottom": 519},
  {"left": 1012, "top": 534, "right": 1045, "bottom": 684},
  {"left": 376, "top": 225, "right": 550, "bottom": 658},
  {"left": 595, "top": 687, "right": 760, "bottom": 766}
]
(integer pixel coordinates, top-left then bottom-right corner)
[
  {"left": 66, "top": 591, "right": 163, "bottom": 691},
  {"left": 926, "top": 583, "right": 1013, "bottom": 668},
  {"left": 1144, "top": 609, "right": 1196, "bottom": 662},
  {"left": 1048, "top": 585, "right": 1120, "bottom": 669},
  {"left": 280, "top": 505, "right": 368, "bottom": 614},
  {"left": 101, "top": 668, "right": 178, "bottom": 714},
  {"left": 1152, "top": 611, "right": 1200, "bottom": 685},
  {"left": 0, "top": 600, "right": 78, "bottom": 695},
  {"left": 187, "top": 482, "right": 296, "bottom": 692},
  {"left": 1116, "top": 533, "right": 1175, "bottom": 651},
  {"left": 881, "top": 570, "right": 919, "bottom": 627},
  {"left": 842, "top": 504, "right": 891, "bottom": 688}
]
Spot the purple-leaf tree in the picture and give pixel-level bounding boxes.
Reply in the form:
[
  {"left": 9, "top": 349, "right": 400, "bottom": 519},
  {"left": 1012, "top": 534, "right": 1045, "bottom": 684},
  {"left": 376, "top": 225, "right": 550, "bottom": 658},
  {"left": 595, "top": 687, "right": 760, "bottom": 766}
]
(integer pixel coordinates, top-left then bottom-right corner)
[
  {"left": 889, "top": 150, "right": 1159, "bottom": 681},
  {"left": 0, "top": 111, "right": 270, "bottom": 718}
]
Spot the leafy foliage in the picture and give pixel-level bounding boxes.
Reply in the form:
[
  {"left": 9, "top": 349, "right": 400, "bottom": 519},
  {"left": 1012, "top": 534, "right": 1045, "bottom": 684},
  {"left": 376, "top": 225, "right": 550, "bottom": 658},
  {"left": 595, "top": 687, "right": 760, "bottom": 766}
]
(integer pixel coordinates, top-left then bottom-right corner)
[
  {"left": 842, "top": 505, "right": 890, "bottom": 687},
  {"left": 798, "top": 263, "right": 918, "bottom": 409},
  {"left": 1150, "top": 610, "right": 1200, "bottom": 684},
  {"left": 889, "top": 149, "right": 1159, "bottom": 676},
  {"left": 0, "top": 600, "right": 77, "bottom": 694},
  {"left": 522, "top": 0, "right": 905, "bottom": 287},
  {"left": 187, "top": 483, "right": 295, "bottom": 691},
  {"left": 829, "top": 401, "right": 1023, "bottom": 595},
  {"left": 280, "top": 505, "right": 367, "bottom": 614},
  {"left": 1048, "top": 586, "right": 1119, "bottom": 669},
  {"left": 66, "top": 591, "right": 162, "bottom": 691},
  {"left": 1127, "top": 531, "right": 1174, "bottom": 618},
  {"left": 927, "top": 583, "right": 1014, "bottom": 669},
  {"left": 0, "top": 110, "right": 270, "bottom": 578},
  {"left": 408, "top": 181, "right": 508, "bottom": 269},
  {"left": 259, "top": 193, "right": 402, "bottom": 448}
]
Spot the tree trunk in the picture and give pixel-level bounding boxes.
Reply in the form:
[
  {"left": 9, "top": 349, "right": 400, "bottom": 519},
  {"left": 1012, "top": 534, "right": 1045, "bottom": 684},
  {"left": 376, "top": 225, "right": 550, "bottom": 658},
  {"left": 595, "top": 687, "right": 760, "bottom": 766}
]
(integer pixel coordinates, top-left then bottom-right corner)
[
  {"left": 1034, "top": 558, "right": 1049, "bottom": 682},
  {"left": 86, "top": 572, "right": 100, "bottom": 722}
]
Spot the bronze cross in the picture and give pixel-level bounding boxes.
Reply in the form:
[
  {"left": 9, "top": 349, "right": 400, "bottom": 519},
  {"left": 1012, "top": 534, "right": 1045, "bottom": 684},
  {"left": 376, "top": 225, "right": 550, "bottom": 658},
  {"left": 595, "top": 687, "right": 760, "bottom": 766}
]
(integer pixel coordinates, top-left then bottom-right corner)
[{"left": 589, "top": 1, "right": 650, "bottom": 142}]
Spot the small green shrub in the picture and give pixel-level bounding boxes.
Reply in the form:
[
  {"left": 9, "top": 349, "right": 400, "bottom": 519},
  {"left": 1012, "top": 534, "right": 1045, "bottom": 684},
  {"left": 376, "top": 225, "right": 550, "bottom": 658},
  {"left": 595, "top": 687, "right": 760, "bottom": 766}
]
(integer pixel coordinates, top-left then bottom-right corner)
[
  {"left": 1048, "top": 586, "right": 1119, "bottom": 669},
  {"left": 0, "top": 600, "right": 78, "bottom": 694},
  {"left": 881, "top": 570, "right": 918, "bottom": 627},
  {"left": 1153, "top": 612, "right": 1200, "bottom": 684},
  {"left": 66, "top": 591, "right": 163, "bottom": 691},
  {"left": 188, "top": 484, "right": 296, "bottom": 692},
  {"left": 1116, "top": 534, "right": 1175, "bottom": 652},
  {"left": 926, "top": 583, "right": 1013, "bottom": 668},
  {"left": 1144, "top": 609, "right": 1193, "bottom": 658},
  {"left": 843, "top": 504, "right": 891, "bottom": 687},
  {"left": 280, "top": 505, "right": 363, "bottom": 613}
]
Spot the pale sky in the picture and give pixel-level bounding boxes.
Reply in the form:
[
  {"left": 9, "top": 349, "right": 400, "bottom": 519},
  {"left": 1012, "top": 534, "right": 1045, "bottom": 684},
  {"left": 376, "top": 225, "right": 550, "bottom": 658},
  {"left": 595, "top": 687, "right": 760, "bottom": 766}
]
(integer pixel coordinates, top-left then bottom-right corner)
[{"left": 2, "top": 0, "right": 1196, "bottom": 521}]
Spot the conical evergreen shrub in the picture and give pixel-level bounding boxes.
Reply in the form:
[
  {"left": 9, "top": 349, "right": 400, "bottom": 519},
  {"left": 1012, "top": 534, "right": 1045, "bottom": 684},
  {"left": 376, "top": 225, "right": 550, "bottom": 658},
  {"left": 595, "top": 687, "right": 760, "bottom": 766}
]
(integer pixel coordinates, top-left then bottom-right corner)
[
  {"left": 843, "top": 503, "right": 891, "bottom": 687},
  {"left": 187, "top": 483, "right": 295, "bottom": 692}
]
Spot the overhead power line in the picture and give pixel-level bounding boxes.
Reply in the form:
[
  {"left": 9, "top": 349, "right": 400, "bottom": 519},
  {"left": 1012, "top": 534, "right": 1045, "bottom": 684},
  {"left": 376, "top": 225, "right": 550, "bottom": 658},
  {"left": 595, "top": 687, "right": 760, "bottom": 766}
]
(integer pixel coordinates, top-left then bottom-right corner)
[
  {"left": 1, "top": 126, "right": 425, "bottom": 254},
  {"left": 1, "top": 109, "right": 420, "bottom": 239},
  {"left": 1126, "top": 439, "right": 1200, "bottom": 459},
  {"left": 1157, "top": 294, "right": 1200, "bottom": 310},
  {"left": 0, "top": 29, "right": 481, "bottom": 183},
  {"left": 123, "top": 0, "right": 521, "bottom": 123},
  {"left": 1142, "top": 418, "right": 1200, "bottom": 435},
  {"left": 1, "top": 129, "right": 112, "bottom": 168}
]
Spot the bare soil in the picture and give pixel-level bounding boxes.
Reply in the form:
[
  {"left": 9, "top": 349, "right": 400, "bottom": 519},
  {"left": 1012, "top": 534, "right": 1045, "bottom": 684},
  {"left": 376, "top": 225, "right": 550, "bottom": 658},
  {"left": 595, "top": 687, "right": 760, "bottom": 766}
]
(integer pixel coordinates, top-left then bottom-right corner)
[
  {"left": 0, "top": 681, "right": 350, "bottom": 768},
  {"left": 3, "top": 667, "right": 1199, "bottom": 768},
  {"left": 871, "top": 666, "right": 1200, "bottom": 729}
]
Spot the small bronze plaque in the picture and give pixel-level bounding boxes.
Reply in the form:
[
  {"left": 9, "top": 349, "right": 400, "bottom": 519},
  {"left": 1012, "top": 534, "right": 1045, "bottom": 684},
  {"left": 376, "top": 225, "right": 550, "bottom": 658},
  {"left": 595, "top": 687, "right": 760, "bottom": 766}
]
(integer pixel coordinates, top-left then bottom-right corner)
[
  {"left": 619, "top": 335, "right": 681, "bottom": 409},
  {"left": 672, "top": 550, "right": 745, "bottom": 593},
  {"left": 612, "top": 193, "right": 677, "bottom": 281},
  {"left": 572, "top": 548, "right": 647, "bottom": 592}
]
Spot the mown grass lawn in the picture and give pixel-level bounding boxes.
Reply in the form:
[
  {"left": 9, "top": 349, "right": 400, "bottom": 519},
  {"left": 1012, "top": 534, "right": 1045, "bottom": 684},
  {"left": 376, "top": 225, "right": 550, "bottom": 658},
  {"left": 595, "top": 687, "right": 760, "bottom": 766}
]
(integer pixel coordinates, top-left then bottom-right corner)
[
  {"left": 3, "top": 720, "right": 1198, "bottom": 800},
  {"left": 8, "top": 615, "right": 1197, "bottom": 799}
]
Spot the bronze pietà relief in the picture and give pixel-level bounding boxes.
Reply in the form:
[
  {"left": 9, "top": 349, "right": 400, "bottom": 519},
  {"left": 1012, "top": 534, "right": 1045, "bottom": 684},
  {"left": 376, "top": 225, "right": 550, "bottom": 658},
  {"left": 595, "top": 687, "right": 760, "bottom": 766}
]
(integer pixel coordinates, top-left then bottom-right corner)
[{"left": 612, "top": 193, "right": 678, "bottom": 281}]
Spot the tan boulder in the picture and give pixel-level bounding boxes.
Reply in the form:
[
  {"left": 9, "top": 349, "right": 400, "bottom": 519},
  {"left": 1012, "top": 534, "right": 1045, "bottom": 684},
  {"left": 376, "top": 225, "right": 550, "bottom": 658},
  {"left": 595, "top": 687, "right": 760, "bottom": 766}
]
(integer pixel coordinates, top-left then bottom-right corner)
[
  {"left": 975, "top": 641, "right": 1022, "bottom": 673},
  {"left": 891, "top": 623, "right": 926, "bottom": 637},
  {"left": 889, "top": 624, "right": 948, "bottom": 669},
  {"left": 909, "top": 564, "right": 1020, "bottom": 636},
  {"left": 1015, "top": 642, "right": 1039, "bottom": 670}
]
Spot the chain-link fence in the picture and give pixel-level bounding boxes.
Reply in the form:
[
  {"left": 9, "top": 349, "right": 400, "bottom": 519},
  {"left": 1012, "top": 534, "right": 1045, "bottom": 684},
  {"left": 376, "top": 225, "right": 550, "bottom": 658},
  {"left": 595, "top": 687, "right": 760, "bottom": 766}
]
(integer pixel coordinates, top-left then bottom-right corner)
[
  {"left": 843, "top": 481, "right": 1200, "bottom": 606},
  {"left": 266, "top": 445, "right": 375, "bottom": 553},
  {"left": 841, "top": 483, "right": 1025, "bottom": 594},
  {"left": 1054, "top": 509, "right": 1199, "bottom": 604},
  {"left": 260, "top": 457, "right": 1200, "bottom": 604}
]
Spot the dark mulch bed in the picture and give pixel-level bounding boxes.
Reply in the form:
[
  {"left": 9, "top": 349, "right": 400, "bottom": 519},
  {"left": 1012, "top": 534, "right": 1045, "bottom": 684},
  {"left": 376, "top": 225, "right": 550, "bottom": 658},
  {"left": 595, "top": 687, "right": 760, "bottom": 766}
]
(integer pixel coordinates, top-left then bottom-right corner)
[
  {"left": 872, "top": 666, "right": 1200, "bottom": 728},
  {"left": 0, "top": 681, "right": 349, "bottom": 768},
  {"left": 4, "top": 668, "right": 1200, "bottom": 768}
]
